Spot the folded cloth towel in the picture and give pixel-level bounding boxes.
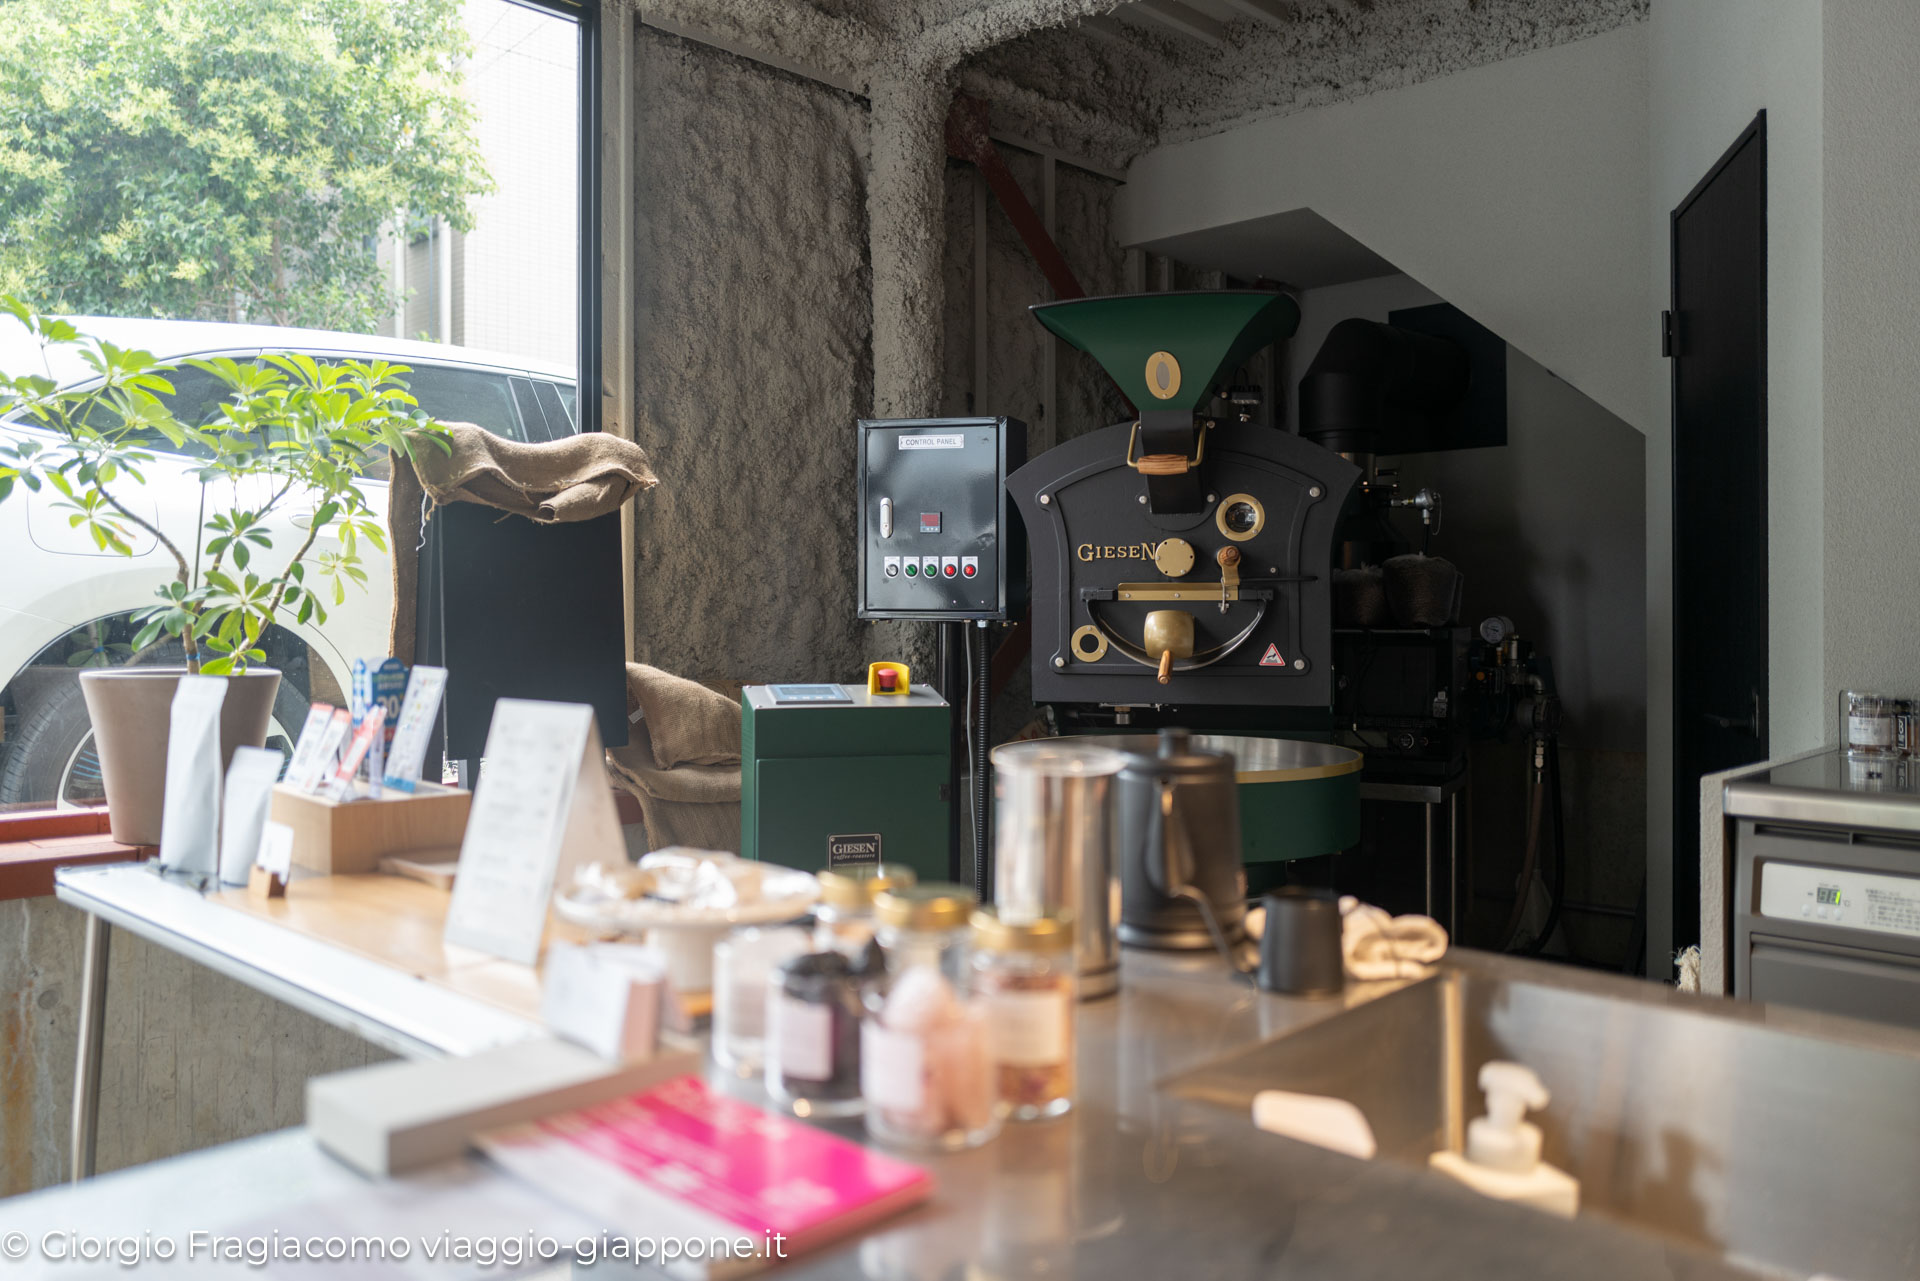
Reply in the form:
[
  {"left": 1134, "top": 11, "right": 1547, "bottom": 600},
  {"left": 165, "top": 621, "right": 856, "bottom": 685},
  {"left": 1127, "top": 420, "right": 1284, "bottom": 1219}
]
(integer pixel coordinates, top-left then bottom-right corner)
[
  {"left": 1340, "top": 895, "right": 1448, "bottom": 981},
  {"left": 412, "top": 423, "right": 658, "bottom": 524}
]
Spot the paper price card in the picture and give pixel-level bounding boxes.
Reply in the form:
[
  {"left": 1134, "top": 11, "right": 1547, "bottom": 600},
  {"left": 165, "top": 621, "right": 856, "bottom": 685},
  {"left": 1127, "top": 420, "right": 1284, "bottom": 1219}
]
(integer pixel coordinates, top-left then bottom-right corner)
[{"left": 444, "top": 700, "right": 621, "bottom": 965}]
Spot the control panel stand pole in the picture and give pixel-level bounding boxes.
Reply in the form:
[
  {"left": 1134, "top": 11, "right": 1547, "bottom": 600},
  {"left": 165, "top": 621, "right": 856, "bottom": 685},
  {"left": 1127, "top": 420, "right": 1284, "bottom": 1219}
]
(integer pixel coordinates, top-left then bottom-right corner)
[{"left": 940, "top": 621, "right": 966, "bottom": 882}]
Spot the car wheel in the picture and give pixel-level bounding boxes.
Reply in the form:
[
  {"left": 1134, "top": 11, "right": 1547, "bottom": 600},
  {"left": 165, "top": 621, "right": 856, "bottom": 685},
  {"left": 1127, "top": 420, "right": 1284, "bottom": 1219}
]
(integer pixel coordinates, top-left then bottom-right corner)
[{"left": 0, "top": 674, "right": 312, "bottom": 809}]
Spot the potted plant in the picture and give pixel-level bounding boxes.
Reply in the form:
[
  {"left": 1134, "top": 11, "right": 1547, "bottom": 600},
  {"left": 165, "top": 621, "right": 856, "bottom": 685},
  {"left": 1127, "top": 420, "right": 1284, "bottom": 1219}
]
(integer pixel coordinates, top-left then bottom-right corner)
[{"left": 0, "top": 299, "right": 448, "bottom": 843}]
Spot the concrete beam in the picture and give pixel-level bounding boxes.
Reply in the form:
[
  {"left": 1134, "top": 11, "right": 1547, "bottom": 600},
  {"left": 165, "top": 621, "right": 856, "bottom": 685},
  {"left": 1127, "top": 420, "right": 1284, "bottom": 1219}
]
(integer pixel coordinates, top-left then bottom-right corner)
[
  {"left": 1129, "top": 0, "right": 1232, "bottom": 48},
  {"left": 868, "top": 76, "right": 949, "bottom": 418},
  {"left": 1217, "top": 0, "right": 1292, "bottom": 27}
]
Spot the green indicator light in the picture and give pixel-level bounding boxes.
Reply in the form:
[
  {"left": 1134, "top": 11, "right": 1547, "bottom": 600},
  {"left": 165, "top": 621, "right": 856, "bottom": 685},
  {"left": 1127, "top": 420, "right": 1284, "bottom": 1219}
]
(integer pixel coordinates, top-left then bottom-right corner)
[{"left": 906, "top": 564, "right": 918, "bottom": 576}]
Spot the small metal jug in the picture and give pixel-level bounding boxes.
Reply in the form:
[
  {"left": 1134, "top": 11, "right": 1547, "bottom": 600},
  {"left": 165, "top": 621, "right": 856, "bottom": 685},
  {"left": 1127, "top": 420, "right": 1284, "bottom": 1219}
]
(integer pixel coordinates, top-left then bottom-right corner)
[{"left": 1117, "top": 729, "right": 1249, "bottom": 956}]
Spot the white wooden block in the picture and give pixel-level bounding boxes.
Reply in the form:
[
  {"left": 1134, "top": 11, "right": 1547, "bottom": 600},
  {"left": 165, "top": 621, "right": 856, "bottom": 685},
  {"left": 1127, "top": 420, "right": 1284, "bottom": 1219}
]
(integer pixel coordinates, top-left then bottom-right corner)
[{"left": 305, "top": 1037, "right": 697, "bottom": 1177}]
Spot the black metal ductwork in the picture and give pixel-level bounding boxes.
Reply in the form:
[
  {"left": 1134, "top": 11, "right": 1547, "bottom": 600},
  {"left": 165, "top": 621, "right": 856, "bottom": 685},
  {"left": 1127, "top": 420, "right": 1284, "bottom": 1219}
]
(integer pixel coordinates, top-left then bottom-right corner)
[{"left": 1298, "top": 318, "right": 1472, "bottom": 457}]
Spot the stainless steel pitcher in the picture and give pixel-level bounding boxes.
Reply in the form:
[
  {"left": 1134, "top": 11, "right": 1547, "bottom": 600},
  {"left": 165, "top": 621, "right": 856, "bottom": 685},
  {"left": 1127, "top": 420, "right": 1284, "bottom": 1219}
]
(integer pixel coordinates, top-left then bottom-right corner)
[
  {"left": 990, "top": 739, "right": 1127, "bottom": 999},
  {"left": 1116, "top": 729, "right": 1249, "bottom": 955}
]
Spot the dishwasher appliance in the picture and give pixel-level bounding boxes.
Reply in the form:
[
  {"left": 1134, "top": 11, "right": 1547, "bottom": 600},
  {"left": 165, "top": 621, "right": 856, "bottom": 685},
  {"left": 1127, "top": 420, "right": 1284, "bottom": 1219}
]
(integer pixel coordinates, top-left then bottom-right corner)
[{"left": 1727, "top": 750, "right": 1920, "bottom": 1030}]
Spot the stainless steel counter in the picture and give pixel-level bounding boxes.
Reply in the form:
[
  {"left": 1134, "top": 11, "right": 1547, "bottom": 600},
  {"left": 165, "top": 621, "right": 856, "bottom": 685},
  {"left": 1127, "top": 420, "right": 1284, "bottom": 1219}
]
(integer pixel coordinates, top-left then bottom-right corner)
[
  {"left": 0, "top": 948, "right": 1787, "bottom": 1280},
  {"left": 763, "top": 950, "right": 1769, "bottom": 1281},
  {"left": 1724, "top": 747, "right": 1920, "bottom": 832}
]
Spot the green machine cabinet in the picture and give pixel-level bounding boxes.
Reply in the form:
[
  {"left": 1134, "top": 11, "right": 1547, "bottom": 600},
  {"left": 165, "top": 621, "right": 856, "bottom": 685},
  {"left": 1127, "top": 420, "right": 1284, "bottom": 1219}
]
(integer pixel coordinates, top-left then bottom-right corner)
[{"left": 739, "top": 683, "right": 951, "bottom": 882}]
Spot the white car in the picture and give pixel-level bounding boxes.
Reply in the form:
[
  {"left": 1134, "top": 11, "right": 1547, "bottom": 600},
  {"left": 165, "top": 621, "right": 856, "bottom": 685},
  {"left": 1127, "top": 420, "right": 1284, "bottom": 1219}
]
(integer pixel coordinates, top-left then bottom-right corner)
[{"left": 0, "top": 317, "right": 578, "bottom": 808}]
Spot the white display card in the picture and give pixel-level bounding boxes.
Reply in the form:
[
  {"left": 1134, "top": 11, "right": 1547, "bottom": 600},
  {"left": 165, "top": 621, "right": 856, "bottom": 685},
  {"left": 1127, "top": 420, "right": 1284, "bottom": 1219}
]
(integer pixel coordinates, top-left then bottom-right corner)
[
  {"left": 157, "top": 675, "right": 229, "bottom": 876},
  {"left": 282, "top": 703, "right": 337, "bottom": 792},
  {"left": 218, "top": 745, "right": 284, "bottom": 886},
  {"left": 255, "top": 820, "right": 296, "bottom": 880},
  {"left": 382, "top": 665, "right": 447, "bottom": 793},
  {"left": 442, "top": 700, "right": 624, "bottom": 965}
]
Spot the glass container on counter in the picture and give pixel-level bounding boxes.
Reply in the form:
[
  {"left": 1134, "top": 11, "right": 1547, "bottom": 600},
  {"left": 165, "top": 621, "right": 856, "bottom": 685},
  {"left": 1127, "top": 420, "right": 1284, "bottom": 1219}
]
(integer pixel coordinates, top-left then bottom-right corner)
[
  {"left": 972, "top": 908, "right": 1076, "bottom": 1121},
  {"left": 711, "top": 925, "right": 811, "bottom": 1076},
  {"left": 814, "top": 863, "right": 918, "bottom": 955},
  {"left": 1841, "top": 689, "right": 1899, "bottom": 756},
  {"left": 766, "top": 948, "right": 873, "bottom": 1118},
  {"left": 862, "top": 883, "right": 999, "bottom": 1151}
]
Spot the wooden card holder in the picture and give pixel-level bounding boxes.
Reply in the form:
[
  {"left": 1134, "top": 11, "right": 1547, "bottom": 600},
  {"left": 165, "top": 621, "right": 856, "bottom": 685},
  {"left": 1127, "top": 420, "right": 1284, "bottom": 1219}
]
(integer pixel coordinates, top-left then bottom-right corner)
[{"left": 269, "top": 781, "right": 472, "bottom": 877}]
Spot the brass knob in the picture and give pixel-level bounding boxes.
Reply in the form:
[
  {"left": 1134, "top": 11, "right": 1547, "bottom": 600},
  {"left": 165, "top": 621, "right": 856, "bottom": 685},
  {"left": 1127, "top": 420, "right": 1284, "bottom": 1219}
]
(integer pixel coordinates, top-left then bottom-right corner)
[{"left": 1217, "top": 545, "right": 1241, "bottom": 568}]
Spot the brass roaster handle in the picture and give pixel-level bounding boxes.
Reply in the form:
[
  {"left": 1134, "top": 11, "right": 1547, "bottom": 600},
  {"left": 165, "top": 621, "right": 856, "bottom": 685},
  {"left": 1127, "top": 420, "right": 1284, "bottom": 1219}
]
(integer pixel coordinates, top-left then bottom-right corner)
[{"left": 1158, "top": 649, "right": 1174, "bottom": 684}]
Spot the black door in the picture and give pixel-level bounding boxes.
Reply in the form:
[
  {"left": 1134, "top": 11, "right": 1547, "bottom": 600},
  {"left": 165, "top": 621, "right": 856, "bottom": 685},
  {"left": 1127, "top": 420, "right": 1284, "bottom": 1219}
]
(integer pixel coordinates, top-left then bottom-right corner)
[{"left": 1670, "top": 112, "right": 1768, "bottom": 966}]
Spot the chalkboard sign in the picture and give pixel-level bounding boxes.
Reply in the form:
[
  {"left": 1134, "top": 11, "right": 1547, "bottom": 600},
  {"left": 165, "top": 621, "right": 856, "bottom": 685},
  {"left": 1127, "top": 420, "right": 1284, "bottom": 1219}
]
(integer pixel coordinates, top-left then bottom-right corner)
[{"left": 414, "top": 502, "right": 628, "bottom": 763}]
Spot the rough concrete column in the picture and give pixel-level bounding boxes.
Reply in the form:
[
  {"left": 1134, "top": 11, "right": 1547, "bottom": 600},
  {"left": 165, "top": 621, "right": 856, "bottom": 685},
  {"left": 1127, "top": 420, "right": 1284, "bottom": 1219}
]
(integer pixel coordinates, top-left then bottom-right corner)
[{"left": 868, "top": 73, "right": 951, "bottom": 418}]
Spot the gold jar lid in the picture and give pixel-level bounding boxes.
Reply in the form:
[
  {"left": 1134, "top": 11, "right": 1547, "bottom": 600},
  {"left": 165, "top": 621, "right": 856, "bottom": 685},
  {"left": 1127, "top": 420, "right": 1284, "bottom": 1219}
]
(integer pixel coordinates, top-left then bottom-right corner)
[
  {"left": 971, "top": 907, "right": 1075, "bottom": 953},
  {"left": 873, "top": 882, "right": 977, "bottom": 931},
  {"left": 817, "top": 863, "right": 918, "bottom": 910}
]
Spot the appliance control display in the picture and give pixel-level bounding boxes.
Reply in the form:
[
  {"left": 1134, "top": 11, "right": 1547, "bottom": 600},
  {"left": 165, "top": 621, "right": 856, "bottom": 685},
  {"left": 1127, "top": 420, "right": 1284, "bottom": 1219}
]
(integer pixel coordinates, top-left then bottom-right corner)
[
  {"left": 1760, "top": 861, "right": 1920, "bottom": 937},
  {"left": 768, "top": 684, "right": 854, "bottom": 704}
]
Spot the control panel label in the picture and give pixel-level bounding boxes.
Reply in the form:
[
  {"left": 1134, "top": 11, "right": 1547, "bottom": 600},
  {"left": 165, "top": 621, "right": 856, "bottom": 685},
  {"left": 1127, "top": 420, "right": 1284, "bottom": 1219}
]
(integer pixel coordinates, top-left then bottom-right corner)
[
  {"left": 897, "top": 434, "right": 963, "bottom": 451},
  {"left": 827, "top": 833, "right": 883, "bottom": 866}
]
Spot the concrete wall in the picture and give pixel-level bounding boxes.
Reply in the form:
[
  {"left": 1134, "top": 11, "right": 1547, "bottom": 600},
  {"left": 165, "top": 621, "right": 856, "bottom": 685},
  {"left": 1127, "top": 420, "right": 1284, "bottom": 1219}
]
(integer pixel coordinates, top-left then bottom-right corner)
[
  {"left": 1821, "top": 2, "right": 1920, "bottom": 701},
  {"left": 627, "top": 31, "right": 876, "bottom": 685},
  {"left": 0, "top": 896, "right": 384, "bottom": 1194},
  {"left": 1644, "top": 0, "right": 1824, "bottom": 971},
  {"left": 1117, "top": 24, "right": 1652, "bottom": 436},
  {"left": 1288, "top": 274, "right": 1647, "bottom": 964}
]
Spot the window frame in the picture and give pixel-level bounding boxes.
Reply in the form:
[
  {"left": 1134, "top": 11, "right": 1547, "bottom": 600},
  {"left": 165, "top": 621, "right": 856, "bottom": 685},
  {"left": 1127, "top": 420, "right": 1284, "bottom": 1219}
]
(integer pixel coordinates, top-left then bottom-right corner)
[{"left": 511, "top": 0, "right": 602, "bottom": 436}]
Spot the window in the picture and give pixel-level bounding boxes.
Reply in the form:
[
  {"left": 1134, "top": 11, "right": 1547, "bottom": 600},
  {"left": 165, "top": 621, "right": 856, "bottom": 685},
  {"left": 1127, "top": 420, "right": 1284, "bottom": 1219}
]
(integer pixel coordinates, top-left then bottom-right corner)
[{"left": 0, "top": 0, "right": 601, "bottom": 813}]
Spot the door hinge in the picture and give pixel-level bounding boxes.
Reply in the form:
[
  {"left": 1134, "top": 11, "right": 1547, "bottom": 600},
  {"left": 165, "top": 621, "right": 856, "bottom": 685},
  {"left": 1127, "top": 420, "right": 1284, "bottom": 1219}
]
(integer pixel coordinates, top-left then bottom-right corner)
[{"left": 1661, "top": 309, "right": 1676, "bottom": 358}]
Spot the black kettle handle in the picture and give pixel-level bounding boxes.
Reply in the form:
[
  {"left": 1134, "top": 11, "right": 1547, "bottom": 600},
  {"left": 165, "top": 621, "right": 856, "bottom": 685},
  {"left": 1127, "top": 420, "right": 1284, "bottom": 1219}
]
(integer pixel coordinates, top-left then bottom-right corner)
[{"left": 1148, "top": 779, "right": 1256, "bottom": 977}]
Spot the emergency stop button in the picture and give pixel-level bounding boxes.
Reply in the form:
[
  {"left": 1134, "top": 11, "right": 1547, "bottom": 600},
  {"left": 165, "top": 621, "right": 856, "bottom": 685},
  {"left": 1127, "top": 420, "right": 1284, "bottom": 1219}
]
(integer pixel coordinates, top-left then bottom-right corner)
[
  {"left": 941, "top": 556, "right": 959, "bottom": 579},
  {"left": 961, "top": 556, "right": 978, "bottom": 579}
]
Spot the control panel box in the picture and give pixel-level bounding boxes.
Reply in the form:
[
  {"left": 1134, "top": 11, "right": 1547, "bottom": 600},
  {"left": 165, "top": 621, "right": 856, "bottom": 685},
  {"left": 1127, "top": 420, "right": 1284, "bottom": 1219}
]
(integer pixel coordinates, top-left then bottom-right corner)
[
  {"left": 739, "top": 683, "right": 950, "bottom": 884},
  {"left": 857, "top": 417, "right": 1026, "bottom": 622}
]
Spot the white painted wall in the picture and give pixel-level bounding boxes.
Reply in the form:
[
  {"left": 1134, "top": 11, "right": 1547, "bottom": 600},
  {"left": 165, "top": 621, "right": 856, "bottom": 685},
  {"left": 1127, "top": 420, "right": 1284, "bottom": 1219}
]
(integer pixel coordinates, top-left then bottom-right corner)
[
  {"left": 1822, "top": 1, "right": 1920, "bottom": 702},
  {"left": 1117, "top": 24, "right": 1651, "bottom": 435},
  {"left": 1645, "top": 0, "right": 1823, "bottom": 972}
]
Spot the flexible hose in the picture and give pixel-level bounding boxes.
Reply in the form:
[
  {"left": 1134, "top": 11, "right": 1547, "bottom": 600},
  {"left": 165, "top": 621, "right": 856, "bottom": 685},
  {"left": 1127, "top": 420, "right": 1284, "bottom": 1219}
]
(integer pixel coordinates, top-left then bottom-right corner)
[
  {"left": 969, "top": 622, "right": 992, "bottom": 899},
  {"left": 1522, "top": 737, "right": 1568, "bottom": 956},
  {"left": 1501, "top": 750, "right": 1547, "bottom": 950}
]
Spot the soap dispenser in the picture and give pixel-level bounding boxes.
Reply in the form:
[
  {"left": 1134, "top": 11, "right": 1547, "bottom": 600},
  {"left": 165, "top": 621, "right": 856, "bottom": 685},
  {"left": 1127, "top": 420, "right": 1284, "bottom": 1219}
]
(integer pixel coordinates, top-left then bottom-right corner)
[{"left": 1429, "top": 1061, "right": 1580, "bottom": 1218}]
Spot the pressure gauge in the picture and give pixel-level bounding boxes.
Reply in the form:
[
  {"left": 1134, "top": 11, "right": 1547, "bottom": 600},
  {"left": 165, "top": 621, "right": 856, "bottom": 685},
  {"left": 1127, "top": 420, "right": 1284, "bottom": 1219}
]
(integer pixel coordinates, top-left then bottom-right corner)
[{"left": 1479, "top": 615, "right": 1515, "bottom": 646}]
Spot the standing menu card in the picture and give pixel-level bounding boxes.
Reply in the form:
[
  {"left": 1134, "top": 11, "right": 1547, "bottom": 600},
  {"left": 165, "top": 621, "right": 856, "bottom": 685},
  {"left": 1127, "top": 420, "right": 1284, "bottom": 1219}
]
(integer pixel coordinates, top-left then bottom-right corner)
[
  {"left": 443, "top": 700, "right": 624, "bottom": 965},
  {"left": 382, "top": 665, "right": 447, "bottom": 793}
]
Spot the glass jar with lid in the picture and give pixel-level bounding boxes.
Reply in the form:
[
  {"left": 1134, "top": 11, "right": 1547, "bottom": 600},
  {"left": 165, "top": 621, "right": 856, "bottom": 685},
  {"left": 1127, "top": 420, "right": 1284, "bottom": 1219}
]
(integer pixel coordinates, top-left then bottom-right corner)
[
  {"left": 711, "top": 924, "right": 811, "bottom": 1076},
  {"left": 1841, "top": 689, "right": 1899, "bottom": 756},
  {"left": 872, "top": 883, "right": 978, "bottom": 984},
  {"left": 971, "top": 908, "right": 1076, "bottom": 1121},
  {"left": 766, "top": 949, "right": 872, "bottom": 1118},
  {"left": 861, "top": 883, "right": 998, "bottom": 1152},
  {"left": 814, "top": 864, "right": 918, "bottom": 956}
]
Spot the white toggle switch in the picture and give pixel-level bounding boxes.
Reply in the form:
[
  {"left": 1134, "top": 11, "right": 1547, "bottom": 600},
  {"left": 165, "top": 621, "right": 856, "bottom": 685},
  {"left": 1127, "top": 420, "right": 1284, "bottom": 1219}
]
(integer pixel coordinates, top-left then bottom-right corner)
[
  {"left": 883, "top": 555, "right": 901, "bottom": 578},
  {"left": 941, "top": 556, "right": 959, "bottom": 579},
  {"left": 922, "top": 556, "right": 939, "bottom": 578},
  {"left": 879, "top": 497, "right": 893, "bottom": 538}
]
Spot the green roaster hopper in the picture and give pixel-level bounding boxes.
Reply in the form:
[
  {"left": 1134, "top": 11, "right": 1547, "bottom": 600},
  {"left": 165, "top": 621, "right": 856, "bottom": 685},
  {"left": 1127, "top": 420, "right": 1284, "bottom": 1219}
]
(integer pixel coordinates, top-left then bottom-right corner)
[{"left": 1031, "top": 289, "right": 1303, "bottom": 412}]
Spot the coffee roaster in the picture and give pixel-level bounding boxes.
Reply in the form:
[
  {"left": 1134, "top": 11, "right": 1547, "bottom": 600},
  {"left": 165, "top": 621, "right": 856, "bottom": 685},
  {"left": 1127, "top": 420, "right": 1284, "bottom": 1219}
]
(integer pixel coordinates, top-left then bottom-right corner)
[{"left": 1006, "top": 292, "right": 1360, "bottom": 721}]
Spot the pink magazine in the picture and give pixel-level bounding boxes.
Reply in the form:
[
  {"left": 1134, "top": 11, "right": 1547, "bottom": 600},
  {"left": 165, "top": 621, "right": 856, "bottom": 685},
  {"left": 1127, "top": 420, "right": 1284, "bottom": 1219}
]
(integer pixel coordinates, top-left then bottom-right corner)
[{"left": 481, "top": 1075, "right": 932, "bottom": 1278}]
